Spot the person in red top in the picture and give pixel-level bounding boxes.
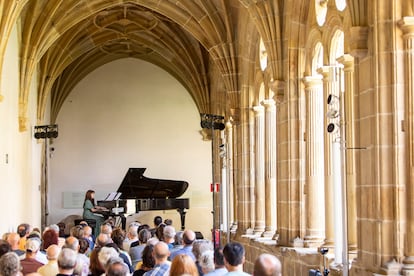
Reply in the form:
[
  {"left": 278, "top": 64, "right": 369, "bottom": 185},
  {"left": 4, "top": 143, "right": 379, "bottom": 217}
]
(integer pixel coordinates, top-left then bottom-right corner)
[{"left": 21, "top": 238, "right": 44, "bottom": 275}]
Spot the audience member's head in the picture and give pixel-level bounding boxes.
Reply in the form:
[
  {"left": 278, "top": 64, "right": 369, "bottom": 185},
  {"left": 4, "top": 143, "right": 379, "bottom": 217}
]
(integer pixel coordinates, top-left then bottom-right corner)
[
  {"left": 199, "top": 250, "right": 215, "bottom": 275},
  {"left": 163, "top": 225, "right": 176, "bottom": 242},
  {"left": 63, "top": 236, "right": 79, "bottom": 252},
  {"left": 164, "top": 219, "right": 173, "bottom": 225},
  {"left": 0, "top": 240, "right": 11, "bottom": 257},
  {"left": 214, "top": 247, "right": 226, "bottom": 268},
  {"left": 98, "top": 246, "right": 119, "bottom": 270},
  {"left": 89, "top": 248, "right": 105, "bottom": 276},
  {"left": 111, "top": 228, "right": 126, "bottom": 250},
  {"left": 141, "top": 244, "right": 155, "bottom": 270},
  {"left": 153, "top": 216, "right": 163, "bottom": 228},
  {"left": 223, "top": 242, "right": 245, "bottom": 269},
  {"left": 174, "top": 231, "right": 184, "bottom": 246},
  {"left": 153, "top": 242, "right": 170, "bottom": 263},
  {"left": 192, "top": 239, "right": 213, "bottom": 261},
  {"left": 138, "top": 229, "right": 152, "bottom": 244},
  {"left": 57, "top": 248, "right": 78, "bottom": 274},
  {"left": 83, "top": 226, "right": 93, "bottom": 238},
  {"left": 78, "top": 238, "right": 89, "bottom": 254},
  {"left": 155, "top": 223, "right": 166, "bottom": 241},
  {"left": 170, "top": 253, "right": 199, "bottom": 276},
  {"left": 96, "top": 233, "right": 112, "bottom": 248},
  {"left": 253, "top": 253, "right": 282, "bottom": 276},
  {"left": 17, "top": 223, "right": 31, "bottom": 238},
  {"left": 127, "top": 224, "right": 138, "bottom": 240},
  {"left": 42, "top": 229, "right": 59, "bottom": 250},
  {"left": 106, "top": 257, "right": 129, "bottom": 276},
  {"left": 70, "top": 225, "right": 84, "bottom": 239},
  {"left": 182, "top": 230, "right": 196, "bottom": 246},
  {"left": 0, "top": 252, "right": 21, "bottom": 276},
  {"left": 25, "top": 238, "right": 41, "bottom": 255},
  {"left": 46, "top": 244, "right": 60, "bottom": 261},
  {"left": 101, "top": 223, "right": 113, "bottom": 235},
  {"left": 6, "top": 233, "right": 20, "bottom": 251}
]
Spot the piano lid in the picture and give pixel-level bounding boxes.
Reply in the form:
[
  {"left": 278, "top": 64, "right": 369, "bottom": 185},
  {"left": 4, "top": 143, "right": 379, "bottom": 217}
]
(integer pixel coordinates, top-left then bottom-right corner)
[{"left": 117, "top": 168, "right": 189, "bottom": 199}]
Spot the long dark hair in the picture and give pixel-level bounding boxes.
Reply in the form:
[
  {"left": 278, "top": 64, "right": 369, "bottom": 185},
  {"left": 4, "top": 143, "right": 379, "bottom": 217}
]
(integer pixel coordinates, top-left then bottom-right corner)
[{"left": 84, "top": 190, "right": 95, "bottom": 207}]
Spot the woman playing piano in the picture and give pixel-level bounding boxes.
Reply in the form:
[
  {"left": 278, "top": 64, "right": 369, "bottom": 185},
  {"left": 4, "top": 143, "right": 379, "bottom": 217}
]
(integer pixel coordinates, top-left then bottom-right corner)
[{"left": 83, "top": 190, "right": 106, "bottom": 236}]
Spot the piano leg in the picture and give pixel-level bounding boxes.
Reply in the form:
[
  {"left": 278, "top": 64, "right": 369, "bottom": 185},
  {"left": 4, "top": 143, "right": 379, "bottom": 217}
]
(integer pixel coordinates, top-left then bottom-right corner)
[{"left": 177, "top": 208, "right": 187, "bottom": 230}]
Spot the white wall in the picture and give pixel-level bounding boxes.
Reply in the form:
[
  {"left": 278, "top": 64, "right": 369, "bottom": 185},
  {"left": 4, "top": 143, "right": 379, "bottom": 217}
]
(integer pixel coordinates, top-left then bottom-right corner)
[
  {"left": 49, "top": 58, "right": 213, "bottom": 237},
  {"left": 0, "top": 22, "right": 43, "bottom": 234}
]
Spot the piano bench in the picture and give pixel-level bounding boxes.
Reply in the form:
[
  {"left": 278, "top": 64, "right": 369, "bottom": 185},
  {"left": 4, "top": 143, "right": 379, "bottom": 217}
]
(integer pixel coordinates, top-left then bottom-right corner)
[{"left": 74, "top": 219, "right": 97, "bottom": 234}]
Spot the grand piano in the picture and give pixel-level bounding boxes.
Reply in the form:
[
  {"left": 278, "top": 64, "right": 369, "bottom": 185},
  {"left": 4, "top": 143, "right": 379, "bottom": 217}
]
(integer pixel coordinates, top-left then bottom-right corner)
[{"left": 97, "top": 168, "right": 190, "bottom": 230}]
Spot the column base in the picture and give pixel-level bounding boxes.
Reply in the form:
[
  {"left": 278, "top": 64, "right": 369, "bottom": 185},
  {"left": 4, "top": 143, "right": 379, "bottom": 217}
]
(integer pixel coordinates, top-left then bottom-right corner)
[
  {"left": 403, "top": 256, "right": 414, "bottom": 275},
  {"left": 261, "top": 230, "right": 274, "bottom": 238},
  {"left": 304, "top": 235, "right": 325, "bottom": 248}
]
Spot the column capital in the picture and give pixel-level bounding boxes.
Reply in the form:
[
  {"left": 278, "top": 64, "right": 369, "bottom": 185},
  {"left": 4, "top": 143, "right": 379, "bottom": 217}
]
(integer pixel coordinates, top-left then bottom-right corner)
[
  {"left": 252, "top": 105, "right": 265, "bottom": 115},
  {"left": 337, "top": 54, "right": 354, "bottom": 72},
  {"left": 349, "top": 26, "right": 369, "bottom": 58},
  {"left": 398, "top": 16, "right": 414, "bottom": 36},
  {"left": 261, "top": 98, "right": 276, "bottom": 109},
  {"left": 303, "top": 75, "right": 323, "bottom": 89},
  {"left": 269, "top": 79, "right": 285, "bottom": 103},
  {"left": 317, "top": 66, "right": 336, "bottom": 81}
]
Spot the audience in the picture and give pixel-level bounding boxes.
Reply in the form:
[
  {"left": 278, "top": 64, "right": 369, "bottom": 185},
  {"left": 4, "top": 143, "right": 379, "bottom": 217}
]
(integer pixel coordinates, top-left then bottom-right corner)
[
  {"left": 222, "top": 242, "right": 250, "bottom": 276},
  {"left": 37, "top": 244, "right": 60, "bottom": 276},
  {"left": 170, "top": 253, "right": 198, "bottom": 276},
  {"left": 169, "top": 229, "right": 196, "bottom": 261},
  {"left": 2, "top": 218, "right": 284, "bottom": 276},
  {"left": 253, "top": 253, "right": 282, "bottom": 276},
  {"left": 57, "top": 248, "right": 78, "bottom": 276},
  {"left": 0, "top": 252, "right": 22, "bottom": 276},
  {"left": 17, "top": 223, "right": 32, "bottom": 251},
  {"left": 143, "top": 242, "right": 171, "bottom": 276}
]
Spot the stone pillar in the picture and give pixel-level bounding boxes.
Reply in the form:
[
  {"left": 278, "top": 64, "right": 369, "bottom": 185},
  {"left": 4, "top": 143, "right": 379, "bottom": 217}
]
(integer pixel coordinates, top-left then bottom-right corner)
[
  {"left": 337, "top": 54, "right": 357, "bottom": 252},
  {"left": 317, "top": 66, "right": 337, "bottom": 248},
  {"left": 253, "top": 105, "right": 265, "bottom": 235},
  {"left": 262, "top": 99, "right": 277, "bottom": 238},
  {"left": 303, "top": 75, "right": 325, "bottom": 247},
  {"left": 225, "top": 120, "right": 237, "bottom": 230},
  {"left": 399, "top": 17, "right": 414, "bottom": 275}
]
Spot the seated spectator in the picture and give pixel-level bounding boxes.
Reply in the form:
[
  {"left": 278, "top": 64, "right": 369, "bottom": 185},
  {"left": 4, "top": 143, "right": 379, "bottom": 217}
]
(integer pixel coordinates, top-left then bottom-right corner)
[
  {"left": 57, "top": 248, "right": 77, "bottom": 276},
  {"left": 95, "top": 233, "right": 113, "bottom": 249},
  {"left": 17, "top": 223, "right": 32, "bottom": 251},
  {"left": 0, "top": 239, "right": 11, "bottom": 257},
  {"left": 155, "top": 224, "right": 166, "bottom": 242},
  {"left": 143, "top": 242, "right": 171, "bottom": 276},
  {"left": 133, "top": 244, "right": 155, "bottom": 276},
  {"left": 163, "top": 226, "right": 176, "bottom": 250},
  {"left": 130, "top": 228, "right": 152, "bottom": 268},
  {"left": 199, "top": 250, "right": 215, "bottom": 275},
  {"left": 0, "top": 252, "right": 22, "bottom": 276},
  {"left": 6, "top": 233, "right": 24, "bottom": 256},
  {"left": 164, "top": 219, "right": 172, "bottom": 226},
  {"left": 41, "top": 229, "right": 58, "bottom": 251},
  {"left": 106, "top": 257, "right": 130, "bottom": 276},
  {"left": 46, "top": 224, "right": 65, "bottom": 248},
  {"left": 222, "top": 242, "right": 250, "bottom": 276},
  {"left": 123, "top": 223, "right": 139, "bottom": 252},
  {"left": 169, "top": 231, "right": 184, "bottom": 257},
  {"left": 193, "top": 239, "right": 213, "bottom": 275},
  {"left": 170, "top": 254, "right": 198, "bottom": 276},
  {"left": 150, "top": 216, "right": 163, "bottom": 237},
  {"left": 205, "top": 247, "right": 227, "bottom": 276},
  {"left": 82, "top": 225, "right": 95, "bottom": 251},
  {"left": 63, "top": 236, "right": 89, "bottom": 276},
  {"left": 253, "top": 253, "right": 282, "bottom": 276},
  {"left": 98, "top": 247, "right": 119, "bottom": 272},
  {"left": 89, "top": 248, "right": 105, "bottom": 276},
  {"left": 37, "top": 244, "right": 60, "bottom": 276},
  {"left": 21, "top": 238, "right": 44, "bottom": 275},
  {"left": 169, "top": 229, "right": 196, "bottom": 261}
]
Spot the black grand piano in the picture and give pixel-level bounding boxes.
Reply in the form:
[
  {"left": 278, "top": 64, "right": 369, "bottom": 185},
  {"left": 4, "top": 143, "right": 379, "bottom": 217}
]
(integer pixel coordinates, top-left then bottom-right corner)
[{"left": 97, "top": 168, "right": 190, "bottom": 230}]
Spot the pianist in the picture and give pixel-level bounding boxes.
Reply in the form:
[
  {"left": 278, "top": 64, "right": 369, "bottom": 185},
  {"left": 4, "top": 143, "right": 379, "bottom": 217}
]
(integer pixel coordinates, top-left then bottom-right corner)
[{"left": 83, "top": 190, "right": 107, "bottom": 236}]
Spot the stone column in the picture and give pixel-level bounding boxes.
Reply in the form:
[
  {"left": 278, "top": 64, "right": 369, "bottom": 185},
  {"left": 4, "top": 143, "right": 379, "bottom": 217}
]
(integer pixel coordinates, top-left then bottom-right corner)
[
  {"left": 253, "top": 105, "right": 265, "bottom": 235},
  {"left": 225, "top": 120, "right": 237, "bottom": 230},
  {"left": 399, "top": 17, "right": 414, "bottom": 275},
  {"left": 303, "top": 75, "right": 325, "bottom": 247},
  {"left": 337, "top": 54, "right": 357, "bottom": 252},
  {"left": 262, "top": 99, "right": 277, "bottom": 238},
  {"left": 317, "top": 66, "right": 337, "bottom": 248}
]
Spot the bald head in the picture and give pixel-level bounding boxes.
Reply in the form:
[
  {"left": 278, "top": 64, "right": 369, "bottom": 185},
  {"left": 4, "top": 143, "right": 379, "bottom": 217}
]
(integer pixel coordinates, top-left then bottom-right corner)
[
  {"left": 153, "top": 242, "right": 170, "bottom": 262},
  {"left": 182, "top": 229, "right": 195, "bottom": 245},
  {"left": 6, "top": 233, "right": 20, "bottom": 250},
  {"left": 254, "top": 253, "right": 282, "bottom": 276},
  {"left": 63, "top": 236, "right": 79, "bottom": 252},
  {"left": 46, "top": 244, "right": 61, "bottom": 260}
]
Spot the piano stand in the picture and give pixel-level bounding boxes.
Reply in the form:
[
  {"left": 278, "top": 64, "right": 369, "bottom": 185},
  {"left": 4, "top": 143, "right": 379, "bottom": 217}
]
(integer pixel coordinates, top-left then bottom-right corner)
[{"left": 177, "top": 208, "right": 187, "bottom": 231}]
